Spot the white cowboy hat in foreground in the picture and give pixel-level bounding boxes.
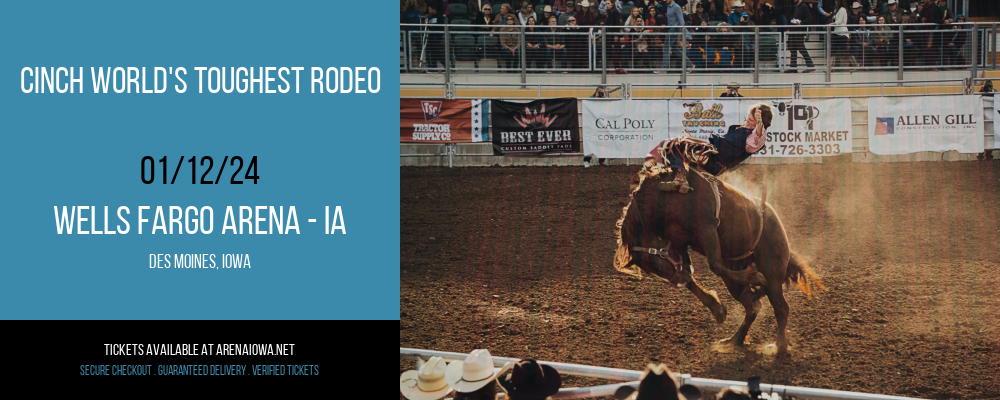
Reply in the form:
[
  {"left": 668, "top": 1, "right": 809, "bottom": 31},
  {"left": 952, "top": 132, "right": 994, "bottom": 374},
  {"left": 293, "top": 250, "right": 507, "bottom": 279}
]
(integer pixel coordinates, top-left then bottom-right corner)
[{"left": 445, "top": 349, "right": 506, "bottom": 392}]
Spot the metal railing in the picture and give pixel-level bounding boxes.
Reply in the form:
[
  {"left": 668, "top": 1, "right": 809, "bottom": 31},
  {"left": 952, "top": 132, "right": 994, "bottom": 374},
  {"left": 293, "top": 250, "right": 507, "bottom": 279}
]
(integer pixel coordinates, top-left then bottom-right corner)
[
  {"left": 401, "top": 22, "right": 998, "bottom": 83},
  {"left": 400, "top": 347, "right": 927, "bottom": 400}
]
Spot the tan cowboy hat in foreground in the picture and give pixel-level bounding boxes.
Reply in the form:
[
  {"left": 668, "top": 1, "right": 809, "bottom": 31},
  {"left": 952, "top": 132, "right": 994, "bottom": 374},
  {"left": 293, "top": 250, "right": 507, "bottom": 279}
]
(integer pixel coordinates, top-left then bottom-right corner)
[
  {"left": 400, "top": 356, "right": 453, "bottom": 400},
  {"left": 445, "top": 349, "right": 507, "bottom": 392}
]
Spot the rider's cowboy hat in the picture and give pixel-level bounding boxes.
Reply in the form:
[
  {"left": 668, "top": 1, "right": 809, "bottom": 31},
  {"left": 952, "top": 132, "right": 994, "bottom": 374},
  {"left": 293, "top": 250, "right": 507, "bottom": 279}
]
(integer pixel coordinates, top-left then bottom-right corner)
[
  {"left": 445, "top": 349, "right": 507, "bottom": 393},
  {"left": 498, "top": 359, "right": 562, "bottom": 399},
  {"left": 613, "top": 364, "right": 702, "bottom": 400},
  {"left": 400, "top": 356, "right": 453, "bottom": 400}
]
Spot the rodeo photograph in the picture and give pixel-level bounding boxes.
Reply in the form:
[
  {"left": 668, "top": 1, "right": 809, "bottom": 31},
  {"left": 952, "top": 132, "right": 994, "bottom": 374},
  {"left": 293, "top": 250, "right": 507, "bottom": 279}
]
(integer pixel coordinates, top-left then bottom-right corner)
[{"left": 400, "top": 1, "right": 1000, "bottom": 399}]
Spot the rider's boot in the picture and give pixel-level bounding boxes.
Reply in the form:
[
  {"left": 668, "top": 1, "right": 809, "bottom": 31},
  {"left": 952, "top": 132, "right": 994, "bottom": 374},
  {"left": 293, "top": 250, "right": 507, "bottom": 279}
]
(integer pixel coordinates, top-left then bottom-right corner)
[
  {"left": 673, "top": 169, "right": 693, "bottom": 194},
  {"left": 659, "top": 169, "right": 693, "bottom": 193}
]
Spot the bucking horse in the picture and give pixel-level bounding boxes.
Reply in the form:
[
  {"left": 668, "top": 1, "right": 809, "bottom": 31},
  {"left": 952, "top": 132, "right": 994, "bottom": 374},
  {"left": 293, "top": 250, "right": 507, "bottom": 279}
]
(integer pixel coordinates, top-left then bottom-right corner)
[{"left": 614, "top": 162, "right": 826, "bottom": 354}]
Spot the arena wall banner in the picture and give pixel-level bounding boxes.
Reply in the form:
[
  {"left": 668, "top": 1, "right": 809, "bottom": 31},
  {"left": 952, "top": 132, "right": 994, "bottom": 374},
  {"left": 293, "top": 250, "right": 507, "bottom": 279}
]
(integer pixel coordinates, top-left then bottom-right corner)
[
  {"left": 750, "top": 99, "right": 853, "bottom": 157},
  {"left": 666, "top": 99, "right": 742, "bottom": 142},
  {"left": 581, "top": 100, "right": 669, "bottom": 158},
  {"left": 994, "top": 96, "right": 999, "bottom": 149},
  {"left": 400, "top": 99, "right": 488, "bottom": 143},
  {"left": 491, "top": 98, "right": 580, "bottom": 155},
  {"left": 868, "top": 95, "right": 984, "bottom": 155}
]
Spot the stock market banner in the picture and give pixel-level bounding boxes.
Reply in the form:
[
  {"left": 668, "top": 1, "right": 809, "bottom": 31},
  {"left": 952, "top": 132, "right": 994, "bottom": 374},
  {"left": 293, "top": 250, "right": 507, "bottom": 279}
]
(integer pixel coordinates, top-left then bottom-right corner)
[
  {"left": 752, "top": 99, "right": 853, "bottom": 157},
  {"left": 868, "top": 95, "right": 983, "bottom": 155},
  {"left": 400, "top": 99, "right": 488, "bottom": 143},
  {"left": 491, "top": 98, "right": 580, "bottom": 155}
]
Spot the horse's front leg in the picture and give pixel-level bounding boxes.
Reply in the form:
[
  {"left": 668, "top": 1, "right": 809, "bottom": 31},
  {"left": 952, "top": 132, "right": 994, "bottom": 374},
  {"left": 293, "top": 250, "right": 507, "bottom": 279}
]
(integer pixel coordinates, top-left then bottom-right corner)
[
  {"left": 680, "top": 249, "right": 727, "bottom": 324},
  {"left": 693, "top": 225, "right": 765, "bottom": 287}
]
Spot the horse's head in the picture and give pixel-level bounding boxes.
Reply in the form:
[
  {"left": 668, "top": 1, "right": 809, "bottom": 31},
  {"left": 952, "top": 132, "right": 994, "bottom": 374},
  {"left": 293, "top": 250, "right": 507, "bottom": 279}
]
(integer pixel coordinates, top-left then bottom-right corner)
[{"left": 615, "top": 170, "right": 685, "bottom": 284}]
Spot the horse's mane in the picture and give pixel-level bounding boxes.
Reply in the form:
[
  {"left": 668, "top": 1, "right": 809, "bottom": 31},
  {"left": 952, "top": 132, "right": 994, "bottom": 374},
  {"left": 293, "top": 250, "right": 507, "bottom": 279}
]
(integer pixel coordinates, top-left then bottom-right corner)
[{"left": 614, "top": 163, "right": 671, "bottom": 278}]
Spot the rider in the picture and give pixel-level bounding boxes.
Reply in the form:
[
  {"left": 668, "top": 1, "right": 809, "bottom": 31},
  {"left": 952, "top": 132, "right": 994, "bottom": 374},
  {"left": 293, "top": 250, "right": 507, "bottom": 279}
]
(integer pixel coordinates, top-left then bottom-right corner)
[{"left": 649, "top": 103, "right": 772, "bottom": 192}]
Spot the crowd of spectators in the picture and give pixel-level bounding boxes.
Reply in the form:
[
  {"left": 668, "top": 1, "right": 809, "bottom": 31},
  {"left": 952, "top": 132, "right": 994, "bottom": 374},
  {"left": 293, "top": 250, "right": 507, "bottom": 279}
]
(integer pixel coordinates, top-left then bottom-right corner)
[{"left": 402, "top": 0, "right": 974, "bottom": 72}]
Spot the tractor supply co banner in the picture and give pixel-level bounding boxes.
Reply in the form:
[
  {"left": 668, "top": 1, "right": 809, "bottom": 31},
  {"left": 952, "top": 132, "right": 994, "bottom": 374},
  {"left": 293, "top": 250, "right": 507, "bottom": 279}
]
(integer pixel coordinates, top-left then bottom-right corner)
[
  {"left": 492, "top": 98, "right": 580, "bottom": 155},
  {"left": 868, "top": 95, "right": 984, "bottom": 155},
  {"left": 582, "top": 100, "right": 669, "bottom": 158},
  {"left": 666, "top": 99, "right": 742, "bottom": 142},
  {"left": 753, "top": 99, "right": 853, "bottom": 157},
  {"left": 400, "top": 99, "right": 489, "bottom": 143}
]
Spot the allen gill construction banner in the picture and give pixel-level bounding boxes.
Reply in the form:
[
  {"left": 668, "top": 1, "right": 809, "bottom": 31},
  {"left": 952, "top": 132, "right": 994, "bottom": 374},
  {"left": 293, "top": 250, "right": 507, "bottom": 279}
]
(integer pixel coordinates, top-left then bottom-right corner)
[
  {"left": 581, "top": 99, "right": 669, "bottom": 158},
  {"left": 400, "top": 99, "right": 488, "bottom": 143},
  {"left": 994, "top": 96, "right": 999, "bottom": 149},
  {"left": 753, "top": 99, "right": 853, "bottom": 157},
  {"left": 868, "top": 95, "right": 984, "bottom": 155},
  {"left": 492, "top": 98, "right": 580, "bottom": 155}
]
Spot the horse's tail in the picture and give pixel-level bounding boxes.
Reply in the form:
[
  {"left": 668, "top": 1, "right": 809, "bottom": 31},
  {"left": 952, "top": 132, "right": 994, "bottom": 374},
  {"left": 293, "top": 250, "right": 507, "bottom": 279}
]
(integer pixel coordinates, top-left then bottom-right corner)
[{"left": 785, "top": 250, "right": 828, "bottom": 299}]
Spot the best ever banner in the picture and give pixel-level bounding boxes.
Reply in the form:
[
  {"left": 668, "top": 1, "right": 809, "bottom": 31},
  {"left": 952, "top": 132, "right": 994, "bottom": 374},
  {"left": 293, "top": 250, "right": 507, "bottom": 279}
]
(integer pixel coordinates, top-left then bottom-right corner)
[
  {"left": 582, "top": 100, "right": 669, "bottom": 158},
  {"left": 753, "top": 99, "right": 853, "bottom": 157},
  {"left": 868, "top": 95, "right": 984, "bottom": 155}
]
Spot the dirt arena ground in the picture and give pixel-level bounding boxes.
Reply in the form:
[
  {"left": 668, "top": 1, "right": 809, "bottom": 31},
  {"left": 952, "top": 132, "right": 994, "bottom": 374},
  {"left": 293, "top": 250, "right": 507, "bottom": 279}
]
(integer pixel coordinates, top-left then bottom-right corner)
[{"left": 400, "top": 161, "right": 1000, "bottom": 400}]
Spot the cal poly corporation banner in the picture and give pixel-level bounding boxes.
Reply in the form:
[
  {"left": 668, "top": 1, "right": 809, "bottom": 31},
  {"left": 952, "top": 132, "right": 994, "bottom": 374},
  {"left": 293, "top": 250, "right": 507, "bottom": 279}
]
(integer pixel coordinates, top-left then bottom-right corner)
[
  {"left": 868, "top": 95, "right": 984, "bottom": 155},
  {"left": 581, "top": 100, "right": 669, "bottom": 158},
  {"left": 751, "top": 99, "right": 853, "bottom": 157},
  {"left": 400, "top": 99, "right": 488, "bottom": 143},
  {"left": 492, "top": 98, "right": 580, "bottom": 155},
  {"left": 666, "top": 99, "right": 742, "bottom": 142}
]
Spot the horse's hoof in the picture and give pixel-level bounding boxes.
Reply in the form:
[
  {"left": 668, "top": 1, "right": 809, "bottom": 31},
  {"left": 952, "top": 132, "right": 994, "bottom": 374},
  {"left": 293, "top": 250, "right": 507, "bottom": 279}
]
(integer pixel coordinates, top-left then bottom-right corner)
[
  {"left": 762, "top": 343, "right": 790, "bottom": 356},
  {"left": 712, "top": 302, "right": 728, "bottom": 324},
  {"left": 711, "top": 338, "right": 744, "bottom": 353},
  {"left": 718, "top": 336, "right": 746, "bottom": 347}
]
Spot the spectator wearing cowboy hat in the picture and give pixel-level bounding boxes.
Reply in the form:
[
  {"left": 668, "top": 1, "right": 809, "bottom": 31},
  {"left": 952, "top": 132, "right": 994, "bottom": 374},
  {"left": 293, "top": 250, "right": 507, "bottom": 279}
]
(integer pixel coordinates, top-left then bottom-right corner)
[
  {"left": 577, "top": 0, "right": 598, "bottom": 25},
  {"left": 497, "top": 359, "right": 562, "bottom": 400},
  {"left": 538, "top": 5, "right": 554, "bottom": 25},
  {"left": 613, "top": 364, "right": 702, "bottom": 400},
  {"left": 727, "top": 0, "right": 746, "bottom": 26},
  {"left": 882, "top": 0, "right": 903, "bottom": 24},
  {"left": 847, "top": 0, "right": 864, "bottom": 26},
  {"left": 401, "top": 356, "right": 455, "bottom": 400},
  {"left": 447, "top": 349, "right": 507, "bottom": 400}
]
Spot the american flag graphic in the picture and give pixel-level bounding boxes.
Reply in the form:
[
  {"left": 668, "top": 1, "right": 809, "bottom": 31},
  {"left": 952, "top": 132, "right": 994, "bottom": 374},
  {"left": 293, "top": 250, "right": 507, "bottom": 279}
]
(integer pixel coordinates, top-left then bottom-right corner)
[{"left": 875, "top": 117, "right": 894, "bottom": 135}]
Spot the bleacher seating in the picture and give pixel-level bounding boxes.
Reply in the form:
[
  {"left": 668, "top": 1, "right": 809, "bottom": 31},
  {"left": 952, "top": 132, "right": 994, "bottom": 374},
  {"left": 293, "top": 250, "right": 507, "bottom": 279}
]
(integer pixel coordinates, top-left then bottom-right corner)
[{"left": 450, "top": 3, "right": 469, "bottom": 19}]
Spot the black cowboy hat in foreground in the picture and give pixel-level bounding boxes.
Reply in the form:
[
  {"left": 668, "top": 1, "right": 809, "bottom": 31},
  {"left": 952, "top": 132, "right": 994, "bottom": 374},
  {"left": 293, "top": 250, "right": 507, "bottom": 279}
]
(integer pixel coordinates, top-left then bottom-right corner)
[
  {"left": 614, "top": 364, "right": 702, "bottom": 400},
  {"left": 497, "top": 359, "right": 562, "bottom": 399}
]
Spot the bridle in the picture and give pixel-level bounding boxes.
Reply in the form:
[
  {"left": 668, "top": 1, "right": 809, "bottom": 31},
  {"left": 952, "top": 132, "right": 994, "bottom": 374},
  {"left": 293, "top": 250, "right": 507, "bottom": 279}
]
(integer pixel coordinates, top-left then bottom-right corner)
[{"left": 631, "top": 242, "right": 689, "bottom": 287}]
